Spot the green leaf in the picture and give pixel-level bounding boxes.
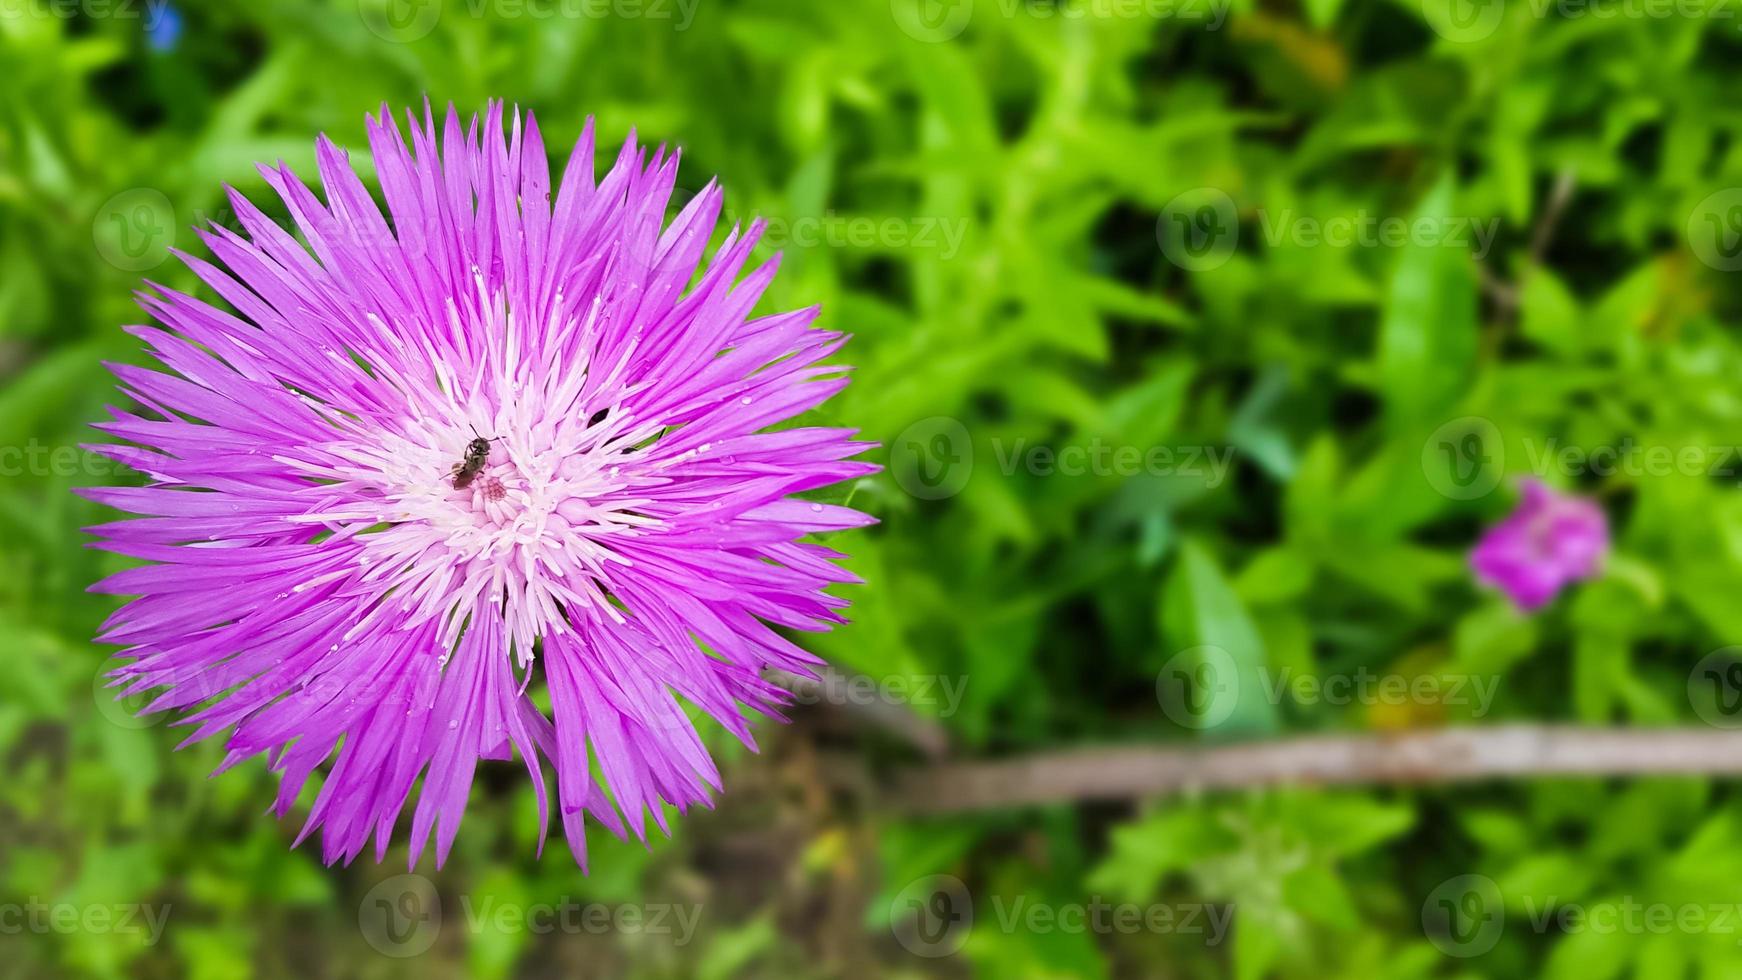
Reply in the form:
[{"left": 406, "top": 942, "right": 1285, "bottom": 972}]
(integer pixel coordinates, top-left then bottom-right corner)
[
  {"left": 1088, "top": 807, "right": 1231, "bottom": 899},
  {"left": 1452, "top": 601, "right": 1539, "bottom": 678},
  {"left": 1376, "top": 174, "right": 1478, "bottom": 431},
  {"left": 1161, "top": 541, "right": 1280, "bottom": 735},
  {"left": 1234, "top": 910, "right": 1285, "bottom": 980},
  {"left": 1301, "top": 0, "right": 1345, "bottom": 28},
  {"left": 1235, "top": 548, "right": 1315, "bottom": 605},
  {"left": 695, "top": 915, "right": 779, "bottom": 980},
  {"left": 1520, "top": 267, "right": 1583, "bottom": 356}
]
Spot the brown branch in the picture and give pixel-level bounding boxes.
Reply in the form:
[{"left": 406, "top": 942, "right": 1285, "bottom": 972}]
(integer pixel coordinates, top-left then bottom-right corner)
[
  {"left": 1525, "top": 167, "right": 1579, "bottom": 271},
  {"left": 1479, "top": 165, "right": 1577, "bottom": 326},
  {"left": 1476, "top": 260, "right": 1518, "bottom": 310},
  {"left": 890, "top": 725, "right": 1742, "bottom": 814},
  {"left": 768, "top": 666, "right": 953, "bottom": 759}
]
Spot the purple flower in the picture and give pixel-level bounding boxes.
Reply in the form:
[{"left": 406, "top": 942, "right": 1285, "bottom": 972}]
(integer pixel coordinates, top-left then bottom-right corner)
[
  {"left": 82, "top": 103, "right": 876, "bottom": 869},
  {"left": 1470, "top": 479, "right": 1608, "bottom": 611}
]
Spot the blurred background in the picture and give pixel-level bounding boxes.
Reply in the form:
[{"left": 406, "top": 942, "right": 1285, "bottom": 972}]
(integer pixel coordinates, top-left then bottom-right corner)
[{"left": 7, "top": 0, "right": 1742, "bottom": 977}]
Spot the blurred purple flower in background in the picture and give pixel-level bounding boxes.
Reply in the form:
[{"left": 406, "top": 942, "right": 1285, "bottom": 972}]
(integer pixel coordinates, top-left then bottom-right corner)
[
  {"left": 1470, "top": 479, "right": 1609, "bottom": 611},
  {"left": 83, "top": 102, "right": 874, "bottom": 869}
]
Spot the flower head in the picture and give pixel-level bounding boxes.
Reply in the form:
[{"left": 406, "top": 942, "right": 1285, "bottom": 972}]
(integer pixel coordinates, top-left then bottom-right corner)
[
  {"left": 84, "top": 102, "right": 875, "bottom": 869},
  {"left": 1470, "top": 479, "right": 1608, "bottom": 611}
]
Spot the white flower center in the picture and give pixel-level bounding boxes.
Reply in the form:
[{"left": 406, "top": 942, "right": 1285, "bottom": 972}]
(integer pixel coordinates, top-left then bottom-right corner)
[{"left": 292, "top": 408, "right": 660, "bottom": 663}]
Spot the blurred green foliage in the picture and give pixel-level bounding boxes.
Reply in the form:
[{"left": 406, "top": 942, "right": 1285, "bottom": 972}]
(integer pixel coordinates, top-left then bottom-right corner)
[{"left": 8, "top": 0, "right": 1742, "bottom": 977}]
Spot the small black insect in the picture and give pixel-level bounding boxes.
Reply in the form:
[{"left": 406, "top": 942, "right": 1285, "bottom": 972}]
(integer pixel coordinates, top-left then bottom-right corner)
[{"left": 450, "top": 427, "right": 503, "bottom": 489}]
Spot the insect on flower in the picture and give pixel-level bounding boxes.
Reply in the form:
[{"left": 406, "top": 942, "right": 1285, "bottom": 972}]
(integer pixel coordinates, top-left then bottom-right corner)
[
  {"left": 82, "top": 101, "right": 877, "bottom": 870},
  {"left": 449, "top": 427, "right": 503, "bottom": 490}
]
